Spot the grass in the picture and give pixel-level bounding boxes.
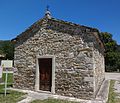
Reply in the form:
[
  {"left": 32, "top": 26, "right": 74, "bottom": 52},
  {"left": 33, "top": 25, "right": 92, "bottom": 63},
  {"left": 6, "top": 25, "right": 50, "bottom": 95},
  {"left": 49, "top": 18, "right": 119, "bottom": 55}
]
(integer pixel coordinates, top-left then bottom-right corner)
[
  {"left": 0, "top": 73, "right": 27, "bottom": 103},
  {"left": 107, "top": 80, "right": 120, "bottom": 103},
  {"left": 31, "top": 98, "right": 78, "bottom": 103},
  {"left": 2, "top": 73, "right": 13, "bottom": 84},
  {"left": 107, "top": 80, "right": 116, "bottom": 103},
  {"left": 0, "top": 85, "right": 26, "bottom": 103}
]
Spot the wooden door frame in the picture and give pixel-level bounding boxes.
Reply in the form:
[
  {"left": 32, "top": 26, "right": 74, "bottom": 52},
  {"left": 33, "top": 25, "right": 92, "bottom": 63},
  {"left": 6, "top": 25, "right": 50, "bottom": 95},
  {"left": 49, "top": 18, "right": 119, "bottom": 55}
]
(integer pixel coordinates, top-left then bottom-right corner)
[{"left": 35, "top": 55, "right": 55, "bottom": 94}]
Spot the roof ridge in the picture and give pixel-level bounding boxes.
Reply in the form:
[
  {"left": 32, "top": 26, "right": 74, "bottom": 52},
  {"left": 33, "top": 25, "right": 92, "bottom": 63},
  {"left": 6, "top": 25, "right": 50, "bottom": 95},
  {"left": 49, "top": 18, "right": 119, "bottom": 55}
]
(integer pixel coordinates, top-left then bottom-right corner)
[{"left": 50, "top": 17, "right": 98, "bottom": 31}]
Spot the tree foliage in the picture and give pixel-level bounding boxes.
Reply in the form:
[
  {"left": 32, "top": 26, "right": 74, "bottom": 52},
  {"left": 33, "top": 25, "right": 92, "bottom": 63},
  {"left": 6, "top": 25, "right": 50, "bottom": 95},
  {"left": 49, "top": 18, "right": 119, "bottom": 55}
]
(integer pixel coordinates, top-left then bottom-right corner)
[
  {"left": 0, "top": 40, "right": 14, "bottom": 60},
  {"left": 100, "top": 32, "right": 120, "bottom": 72}
]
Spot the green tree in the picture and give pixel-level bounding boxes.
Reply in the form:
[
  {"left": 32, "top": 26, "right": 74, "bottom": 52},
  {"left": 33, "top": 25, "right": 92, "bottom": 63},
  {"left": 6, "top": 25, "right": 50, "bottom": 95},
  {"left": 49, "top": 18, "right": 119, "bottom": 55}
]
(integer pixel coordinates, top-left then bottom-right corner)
[
  {"left": 99, "top": 32, "right": 117, "bottom": 52},
  {"left": 105, "top": 51, "right": 120, "bottom": 71},
  {"left": 0, "top": 49, "right": 4, "bottom": 55},
  {"left": 100, "top": 32, "right": 120, "bottom": 72},
  {"left": 0, "top": 40, "right": 14, "bottom": 60}
]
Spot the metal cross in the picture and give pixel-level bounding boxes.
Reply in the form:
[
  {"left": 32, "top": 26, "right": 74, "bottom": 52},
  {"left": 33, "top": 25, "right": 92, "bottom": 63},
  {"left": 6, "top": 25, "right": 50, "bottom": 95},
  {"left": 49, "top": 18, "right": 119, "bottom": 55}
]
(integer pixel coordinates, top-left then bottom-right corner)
[{"left": 46, "top": 5, "right": 50, "bottom": 11}]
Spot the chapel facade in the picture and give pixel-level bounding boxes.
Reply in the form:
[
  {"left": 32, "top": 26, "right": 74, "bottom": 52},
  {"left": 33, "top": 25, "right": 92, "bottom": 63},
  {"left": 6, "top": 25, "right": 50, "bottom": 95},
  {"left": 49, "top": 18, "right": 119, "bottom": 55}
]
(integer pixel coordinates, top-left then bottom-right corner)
[{"left": 12, "top": 10, "right": 105, "bottom": 99}]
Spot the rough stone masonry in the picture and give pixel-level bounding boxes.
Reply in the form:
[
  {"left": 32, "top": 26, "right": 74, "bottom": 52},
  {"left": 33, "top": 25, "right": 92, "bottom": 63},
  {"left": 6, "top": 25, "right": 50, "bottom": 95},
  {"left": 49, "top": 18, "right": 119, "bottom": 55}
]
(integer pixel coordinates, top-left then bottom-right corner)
[{"left": 12, "top": 10, "right": 105, "bottom": 99}]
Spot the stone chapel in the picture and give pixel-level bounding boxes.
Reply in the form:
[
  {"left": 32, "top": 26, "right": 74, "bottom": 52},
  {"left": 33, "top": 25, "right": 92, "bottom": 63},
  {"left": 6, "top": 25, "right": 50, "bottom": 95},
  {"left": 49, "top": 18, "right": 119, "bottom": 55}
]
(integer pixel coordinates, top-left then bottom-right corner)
[{"left": 12, "top": 9, "right": 105, "bottom": 99}]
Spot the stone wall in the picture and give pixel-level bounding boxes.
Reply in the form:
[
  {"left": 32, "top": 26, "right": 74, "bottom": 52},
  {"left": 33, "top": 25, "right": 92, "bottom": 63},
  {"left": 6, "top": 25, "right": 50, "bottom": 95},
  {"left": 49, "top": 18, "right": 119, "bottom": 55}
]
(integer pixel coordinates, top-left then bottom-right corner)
[
  {"left": 93, "top": 49, "right": 105, "bottom": 96},
  {"left": 13, "top": 18, "right": 104, "bottom": 99}
]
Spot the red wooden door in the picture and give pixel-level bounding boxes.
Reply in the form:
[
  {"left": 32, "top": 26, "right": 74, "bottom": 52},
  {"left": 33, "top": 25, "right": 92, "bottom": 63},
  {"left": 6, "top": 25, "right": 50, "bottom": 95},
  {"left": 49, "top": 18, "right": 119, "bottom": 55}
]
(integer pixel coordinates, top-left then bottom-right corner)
[{"left": 39, "top": 58, "right": 52, "bottom": 91}]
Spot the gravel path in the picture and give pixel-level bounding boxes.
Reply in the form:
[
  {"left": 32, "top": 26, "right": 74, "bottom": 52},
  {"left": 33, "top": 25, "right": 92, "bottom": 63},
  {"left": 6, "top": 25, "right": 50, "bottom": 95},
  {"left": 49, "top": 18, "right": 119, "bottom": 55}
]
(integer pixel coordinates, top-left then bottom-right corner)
[
  {"left": 106, "top": 73, "right": 120, "bottom": 99},
  {"left": 105, "top": 73, "right": 120, "bottom": 80}
]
